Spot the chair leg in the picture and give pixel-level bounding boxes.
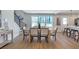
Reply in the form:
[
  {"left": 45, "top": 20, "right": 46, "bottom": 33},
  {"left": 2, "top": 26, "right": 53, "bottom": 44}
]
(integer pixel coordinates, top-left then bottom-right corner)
[
  {"left": 38, "top": 36, "right": 41, "bottom": 43},
  {"left": 30, "top": 36, "right": 33, "bottom": 43},
  {"left": 45, "top": 37, "right": 48, "bottom": 43},
  {"left": 52, "top": 35, "right": 56, "bottom": 41},
  {"left": 23, "top": 35, "right": 25, "bottom": 40},
  {"left": 55, "top": 36, "right": 56, "bottom": 41}
]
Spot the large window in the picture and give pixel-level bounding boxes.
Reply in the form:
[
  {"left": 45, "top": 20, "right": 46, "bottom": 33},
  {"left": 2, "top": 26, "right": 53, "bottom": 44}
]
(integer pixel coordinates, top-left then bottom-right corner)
[{"left": 31, "top": 16, "right": 53, "bottom": 28}]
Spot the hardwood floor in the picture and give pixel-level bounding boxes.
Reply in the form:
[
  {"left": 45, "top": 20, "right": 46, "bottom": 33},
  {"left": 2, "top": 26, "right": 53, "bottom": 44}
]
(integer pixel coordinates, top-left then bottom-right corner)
[{"left": 2, "top": 32, "right": 79, "bottom": 49}]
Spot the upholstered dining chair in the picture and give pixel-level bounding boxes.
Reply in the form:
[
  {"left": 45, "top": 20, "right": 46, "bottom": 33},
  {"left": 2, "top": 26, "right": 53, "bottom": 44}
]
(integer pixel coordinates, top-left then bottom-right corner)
[
  {"left": 40, "top": 28, "right": 49, "bottom": 43},
  {"left": 30, "top": 28, "right": 38, "bottom": 43},
  {"left": 23, "top": 29, "right": 29, "bottom": 40},
  {"left": 51, "top": 27, "right": 58, "bottom": 41},
  {"left": 22, "top": 25, "right": 29, "bottom": 41}
]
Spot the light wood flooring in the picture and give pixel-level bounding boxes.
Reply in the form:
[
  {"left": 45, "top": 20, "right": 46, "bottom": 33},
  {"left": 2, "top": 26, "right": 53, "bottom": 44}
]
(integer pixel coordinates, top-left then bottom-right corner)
[{"left": 2, "top": 32, "right": 79, "bottom": 49}]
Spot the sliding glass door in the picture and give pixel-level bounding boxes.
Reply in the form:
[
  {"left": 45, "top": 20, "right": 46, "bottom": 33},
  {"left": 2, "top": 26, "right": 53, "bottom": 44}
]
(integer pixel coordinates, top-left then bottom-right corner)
[{"left": 31, "top": 16, "right": 53, "bottom": 28}]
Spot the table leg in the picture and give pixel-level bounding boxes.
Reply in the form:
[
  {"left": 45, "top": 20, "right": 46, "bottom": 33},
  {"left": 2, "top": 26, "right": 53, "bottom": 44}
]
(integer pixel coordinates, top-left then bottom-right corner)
[{"left": 38, "top": 35, "right": 41, "bottom": 43}]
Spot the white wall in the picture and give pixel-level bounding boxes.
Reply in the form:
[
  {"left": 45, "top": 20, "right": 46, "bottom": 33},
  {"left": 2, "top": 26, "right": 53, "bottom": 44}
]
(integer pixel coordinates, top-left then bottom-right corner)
[{"left": 1, "top": 10, "right": 20, "bottom": 42}]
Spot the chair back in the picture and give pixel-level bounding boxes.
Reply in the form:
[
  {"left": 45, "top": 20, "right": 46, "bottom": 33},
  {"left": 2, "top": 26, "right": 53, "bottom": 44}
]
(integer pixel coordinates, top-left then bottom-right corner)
[
  {"left": 40, "top": 28, "right": 49, "bottom": 36},
  {"left": 23, "top": 29, "right": 29, "bottom": 36},
  {"left": 30, "top": 28, "right": 38, "bottom": 36}
]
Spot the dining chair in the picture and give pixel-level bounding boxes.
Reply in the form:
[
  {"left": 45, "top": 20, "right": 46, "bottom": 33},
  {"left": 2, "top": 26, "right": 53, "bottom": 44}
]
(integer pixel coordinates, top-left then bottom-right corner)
[
  {"left": 40, "top": 28, "right": 49, "bottom": 43},
  {"left": 23, "top": 29, "right": 29, "bottom": 40},
  {"left": 30, "top": 28, "right": 38, "bottom": 43},
  {"left": 51, "top": 27, "right": 58, "bottom": 41}
]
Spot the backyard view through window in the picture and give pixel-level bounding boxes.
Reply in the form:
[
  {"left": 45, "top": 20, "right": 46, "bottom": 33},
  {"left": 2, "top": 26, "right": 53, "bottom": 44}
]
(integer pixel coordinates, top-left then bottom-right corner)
[{"left": 31, "top": 16, "right": 53, "bottom": 28}]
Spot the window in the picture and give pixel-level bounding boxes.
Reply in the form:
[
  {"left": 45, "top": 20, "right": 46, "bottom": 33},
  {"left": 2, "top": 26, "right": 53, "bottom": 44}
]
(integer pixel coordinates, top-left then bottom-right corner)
[
  {"left": 46, "top": 16, "right": 53, "bottom": 27},
  {"left": 39, "top": 16, "right": 45, "bottom": 27},
  {"left": 31, "top": 16, "right": 53, "bottom": 28},
  {"left": 62, "top": 17, "right": 67, "bottom": 25},
  {"left": 31, "top": 16, "right": 38, "bottom": 27}
]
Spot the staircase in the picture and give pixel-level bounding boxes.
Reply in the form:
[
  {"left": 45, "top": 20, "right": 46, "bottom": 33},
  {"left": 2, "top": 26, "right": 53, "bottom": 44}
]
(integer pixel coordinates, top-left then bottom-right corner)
[{"left": 14, "top": 12, "right": 26, "bottom": 31}]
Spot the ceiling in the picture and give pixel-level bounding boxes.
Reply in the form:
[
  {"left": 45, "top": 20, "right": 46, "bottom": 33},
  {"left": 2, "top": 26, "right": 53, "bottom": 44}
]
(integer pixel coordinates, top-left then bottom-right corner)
[{"left": 23, "top": 10, "right": 79, "bottom": 14}]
